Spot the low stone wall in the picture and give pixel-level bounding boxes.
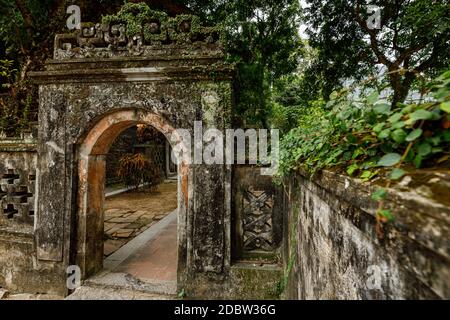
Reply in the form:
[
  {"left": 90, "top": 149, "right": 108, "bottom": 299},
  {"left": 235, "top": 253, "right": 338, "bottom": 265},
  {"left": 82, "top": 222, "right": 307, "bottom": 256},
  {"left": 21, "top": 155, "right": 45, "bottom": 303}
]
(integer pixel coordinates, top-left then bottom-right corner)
[
  {"left": 0, "top": 138, "right": 68, "bottom": 295},
  {"left": 0, "top": 138, "right": 38, "bottom": 292},
  {"left": 284, "top": 170, "right": 450, "bottom": 300}
]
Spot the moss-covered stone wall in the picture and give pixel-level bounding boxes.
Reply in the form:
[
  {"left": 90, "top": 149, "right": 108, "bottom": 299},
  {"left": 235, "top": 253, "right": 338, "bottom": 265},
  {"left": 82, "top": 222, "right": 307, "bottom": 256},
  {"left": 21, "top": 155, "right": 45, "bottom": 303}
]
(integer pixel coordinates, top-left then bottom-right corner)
[{"left": 284, "top": 170, "right": 450, "bottom": 299}]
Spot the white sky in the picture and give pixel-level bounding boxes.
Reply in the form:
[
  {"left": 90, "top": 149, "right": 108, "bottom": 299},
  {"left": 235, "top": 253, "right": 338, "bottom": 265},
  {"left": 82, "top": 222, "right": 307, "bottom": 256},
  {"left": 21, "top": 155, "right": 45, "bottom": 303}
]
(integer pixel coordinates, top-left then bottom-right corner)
[{"left": 299, "top": 0, "right": 309, "bottom": 39}]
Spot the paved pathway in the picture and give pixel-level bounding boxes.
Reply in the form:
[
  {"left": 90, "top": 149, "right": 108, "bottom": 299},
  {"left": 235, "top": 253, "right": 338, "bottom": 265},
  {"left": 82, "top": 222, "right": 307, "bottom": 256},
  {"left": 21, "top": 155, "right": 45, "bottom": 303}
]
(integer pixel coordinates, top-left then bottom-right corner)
[
  {"left": 103, "top": 180, "right": 177, "bottom": 257},
  {"left": 67, "top": 211, "right": 178, "bottom": 300}
]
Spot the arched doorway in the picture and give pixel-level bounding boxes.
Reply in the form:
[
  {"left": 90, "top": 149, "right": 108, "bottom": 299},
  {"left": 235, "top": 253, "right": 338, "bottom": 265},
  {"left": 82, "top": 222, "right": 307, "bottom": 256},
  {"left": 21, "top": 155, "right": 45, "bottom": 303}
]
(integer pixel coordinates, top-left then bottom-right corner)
[
  {"left": 74, "top": 109, "right": 190, "bottom": 288},
  {"left": 31, "top": 15, "right": 233, "bottom": 295}
]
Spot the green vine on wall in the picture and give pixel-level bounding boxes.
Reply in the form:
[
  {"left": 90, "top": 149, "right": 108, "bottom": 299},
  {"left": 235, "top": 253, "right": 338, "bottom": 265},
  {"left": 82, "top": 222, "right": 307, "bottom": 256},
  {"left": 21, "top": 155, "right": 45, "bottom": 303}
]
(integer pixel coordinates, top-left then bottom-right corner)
[
  {"left": 101, "top": 2, "right": 225, "bottom": 45},
  {"left": 278, "top": 69, "right": 450, "bottom": 238}
]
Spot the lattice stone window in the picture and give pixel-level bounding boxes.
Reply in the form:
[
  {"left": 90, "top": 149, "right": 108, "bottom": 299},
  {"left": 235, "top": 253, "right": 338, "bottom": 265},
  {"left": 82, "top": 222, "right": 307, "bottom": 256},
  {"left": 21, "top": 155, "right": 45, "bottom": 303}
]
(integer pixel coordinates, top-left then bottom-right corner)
[
  {"left": 0, "top": 168, "right": 36, "bottom": 225},
  {"left": 3, "top": 169, "right": 19, "bottom": 184}
]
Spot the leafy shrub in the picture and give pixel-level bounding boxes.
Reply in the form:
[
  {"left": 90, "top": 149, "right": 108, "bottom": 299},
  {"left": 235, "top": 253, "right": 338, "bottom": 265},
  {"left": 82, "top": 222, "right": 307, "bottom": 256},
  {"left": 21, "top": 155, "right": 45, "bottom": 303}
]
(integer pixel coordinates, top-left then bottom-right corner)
[
  {"left": 0, "top": 59, "right": 32, "bottom": 136},
  {"left": 117, "top": 153, "right": 162, "bottom": 192},
  {"left": 279, "top": 70, "right": 450, "bottom": 237},
  {"left": 279, "top": 70, "right": 450, "bottom": 178}
]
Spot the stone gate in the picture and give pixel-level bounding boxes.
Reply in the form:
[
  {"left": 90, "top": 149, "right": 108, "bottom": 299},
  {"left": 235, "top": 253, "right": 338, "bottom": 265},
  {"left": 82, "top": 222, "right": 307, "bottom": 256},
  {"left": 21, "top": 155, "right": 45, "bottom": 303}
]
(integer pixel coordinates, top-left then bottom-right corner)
[
  {"left": 29, "top": 13, "right": 234, "bottom": 297},
  {"left": 0, "top": 10, "right": 284, "bottom": 299}
]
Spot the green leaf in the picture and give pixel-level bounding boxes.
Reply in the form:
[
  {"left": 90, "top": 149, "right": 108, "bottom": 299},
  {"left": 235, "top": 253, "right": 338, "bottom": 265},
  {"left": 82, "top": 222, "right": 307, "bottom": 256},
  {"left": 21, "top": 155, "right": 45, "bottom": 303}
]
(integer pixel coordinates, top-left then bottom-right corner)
[
  {"left": 373, "top": 102, "right": 391, "bottom": 115},
  {"left": 440, "top": 101, "right": 450, "bottom": 113},
  {"left": 178, "top": 288, "right": 186, "bottom": 299},
  {"left": 330, "top": 91, "right": 339, "bottom": 100},
  {"left": 360, "top": 170, "right": 377, "bottom": 181},
  {"left": 389, "top": 168, "right": 405, "bottom": 180},
  {"left": 378, "top": 129, "right": 391, "bottom": 139},
  {"left": 401, "top": 105, "right": 413, "bottom": 114},
  {"left": 378, "top": 210, "right": 394, "bottom": 222},
  {"left": 431, "top": 111, "right": 441, "bottom": 121},
  {"left": 371, "top": 188, "right": 387, "bottom": 201},
  {"left": 388, "top": 112, "right": 402, "bottom": 123},
  {"left": 429, "top": 136, "right": 441, "bottom": 146},
  {"left": 367, "top": 91, "right": 379, "bottom": 104},
  {"left": 438, "top": 70, "right": 450, "bottom": 80},
  {"left": 373, "top": 123, "right": 384, "bottom": 133},
  {"left": 392, "top": 121, "right": 406, "bottom": 129},
  {"left": 377, "top": 153, "right": 402, "bottom": 167},
  {"left": 362, "top": 161, "right": 377, "bottom": 169},
  {"left": 435, "top": 87, "right": 448, "bottom": 100},
  {"left": 406, "top": 128, "right": 423, "bottom": 142},
  {"left": 391, "top": 129, "right": 407, "bottom": 143},
  {"left": 418, "top": 143, "right": 432, "bottom": 157},
  {"left": 443, "top": 130, "right": 450, "bottom": 142},
  {"left": 410, "top": 109, "right": 433, "bottom": 121},
  {"left": 346, "top": 164, "right": 359, "bottom": 176},
  {"left": 346, "top": 134, "right": 357, "bottom": 144},
  {"left": 413, "top": 154, "right": 422, "bottom": 168}
]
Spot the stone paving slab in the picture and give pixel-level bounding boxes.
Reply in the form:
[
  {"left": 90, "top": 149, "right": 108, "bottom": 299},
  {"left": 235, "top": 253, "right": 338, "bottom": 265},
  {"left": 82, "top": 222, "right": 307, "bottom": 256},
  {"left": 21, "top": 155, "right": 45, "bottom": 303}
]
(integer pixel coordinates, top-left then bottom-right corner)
[
  {"left": 103, "top": 180, "right": 177, "bottom": 258},
  {"left": 113, "top": 215, "right": 178, "bottom": 283}
]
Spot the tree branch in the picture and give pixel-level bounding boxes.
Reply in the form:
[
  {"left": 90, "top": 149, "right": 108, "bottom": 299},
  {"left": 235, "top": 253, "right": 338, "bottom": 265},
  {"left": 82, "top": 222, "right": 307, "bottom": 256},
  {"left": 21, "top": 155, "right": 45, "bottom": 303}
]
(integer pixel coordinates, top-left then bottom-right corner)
[
  {"left": 415, "top": 42, "right": 440, "bottom": 72},
  {"left": 14, "top": 0, "right": 34, "bottom": 32},
  {"left": 354, "top": 1, "right": 391, "bottom": 67}
]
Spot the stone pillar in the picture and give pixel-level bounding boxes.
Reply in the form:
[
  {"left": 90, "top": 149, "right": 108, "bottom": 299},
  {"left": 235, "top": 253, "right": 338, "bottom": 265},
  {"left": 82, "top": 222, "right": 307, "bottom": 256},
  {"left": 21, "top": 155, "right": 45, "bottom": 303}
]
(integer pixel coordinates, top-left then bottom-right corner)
[{"left": 35, "top": 89, "right": 67, "bottom": 262}]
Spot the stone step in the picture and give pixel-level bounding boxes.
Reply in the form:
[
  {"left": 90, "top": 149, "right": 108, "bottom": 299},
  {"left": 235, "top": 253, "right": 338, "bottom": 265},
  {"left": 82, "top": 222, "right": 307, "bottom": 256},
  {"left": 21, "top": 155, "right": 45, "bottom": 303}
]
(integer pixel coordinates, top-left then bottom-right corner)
[
  {"left": 66, "top": 285, "right": 176, "bottom": 300},
  {"left": 66, "top": 271, "right": 178, "bottom": 300}
]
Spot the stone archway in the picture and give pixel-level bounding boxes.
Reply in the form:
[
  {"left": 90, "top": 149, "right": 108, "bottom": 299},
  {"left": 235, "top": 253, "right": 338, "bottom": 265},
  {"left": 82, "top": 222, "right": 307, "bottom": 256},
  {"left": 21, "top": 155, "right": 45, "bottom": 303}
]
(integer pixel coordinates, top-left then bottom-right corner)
[
  {"left": 30, "top": 12, "right": 234, "bottom": 296},
  {"left": 76, "top": 109, "right": 190, "bottom": 281}
]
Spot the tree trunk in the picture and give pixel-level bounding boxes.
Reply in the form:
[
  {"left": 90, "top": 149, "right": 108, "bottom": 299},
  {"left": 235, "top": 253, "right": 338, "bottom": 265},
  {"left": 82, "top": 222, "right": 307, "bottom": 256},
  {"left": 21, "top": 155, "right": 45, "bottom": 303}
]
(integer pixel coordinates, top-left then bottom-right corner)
[
  {"left": 389, "top": 72, "right": 414, "bottom": 107},
  {"left": 14, "top": 0, "right": 34, "bottom": 34}
]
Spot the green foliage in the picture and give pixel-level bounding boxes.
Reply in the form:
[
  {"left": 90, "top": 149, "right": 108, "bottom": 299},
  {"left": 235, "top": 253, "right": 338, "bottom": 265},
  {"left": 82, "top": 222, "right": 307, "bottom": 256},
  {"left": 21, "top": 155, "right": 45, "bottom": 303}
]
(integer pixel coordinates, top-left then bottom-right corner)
[
  {"left": 302, "top": 0, "right": 450, "bottom": 104},
  {"left": 279, "top": 69, "right": 450, "bottom": 237},
  {"left": 279, "top": 69, "right": 450, "bottom": 179},
  {"left": 0, "top": 59, "right": 31, "bottom": 136},
  {"left": 276, "top": 206, "right": 300, "bottom": 297},
  {"left": 371, "top": 188, "right": 387, "bottom": 201},
  {"left": 178, "top": 288, "right": 186, "bottom": 299},
  {"left": 0, "top": 59, "right": 16, "bottom": 88},
  {"left": 0, "top": 94, "right": 31, "bottom": 136},
  {"left": 102, "top": 2, "right": 169, "bottom": 38},
  {"left": 185, "top": 0, "right": 303, "bottom": 127},
  {"left": 101, "top": 2, "right": 223, "bottom": 45}
]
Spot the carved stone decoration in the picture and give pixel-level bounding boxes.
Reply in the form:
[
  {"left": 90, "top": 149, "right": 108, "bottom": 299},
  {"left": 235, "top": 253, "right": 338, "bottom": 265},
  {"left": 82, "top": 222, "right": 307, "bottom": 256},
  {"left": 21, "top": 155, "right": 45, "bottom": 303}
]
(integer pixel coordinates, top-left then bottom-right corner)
[
  {"left": 242, "top": 187, "right": 275, "bottom": 252},
  {"left": 53, "top": 11, "right": 224, "bottom": 60},
  {"left": 0, "top": 168, "right": 36, "bottom": 225}
]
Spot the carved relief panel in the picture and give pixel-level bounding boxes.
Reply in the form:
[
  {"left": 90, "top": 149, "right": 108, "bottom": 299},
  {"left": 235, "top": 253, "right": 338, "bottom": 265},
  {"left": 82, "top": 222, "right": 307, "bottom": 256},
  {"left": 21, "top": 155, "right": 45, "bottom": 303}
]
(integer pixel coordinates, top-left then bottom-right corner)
[{"left": 232, "top": 166, "right": 283, "bottom": 263}]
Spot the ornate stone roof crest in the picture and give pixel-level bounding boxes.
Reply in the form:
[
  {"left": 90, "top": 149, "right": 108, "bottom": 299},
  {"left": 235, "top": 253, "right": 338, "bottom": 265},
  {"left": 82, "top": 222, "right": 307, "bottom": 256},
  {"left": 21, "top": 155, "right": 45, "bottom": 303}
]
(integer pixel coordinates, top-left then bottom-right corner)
[{"left": 54, "top": 3, "right": 225, "bottom": 60}]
